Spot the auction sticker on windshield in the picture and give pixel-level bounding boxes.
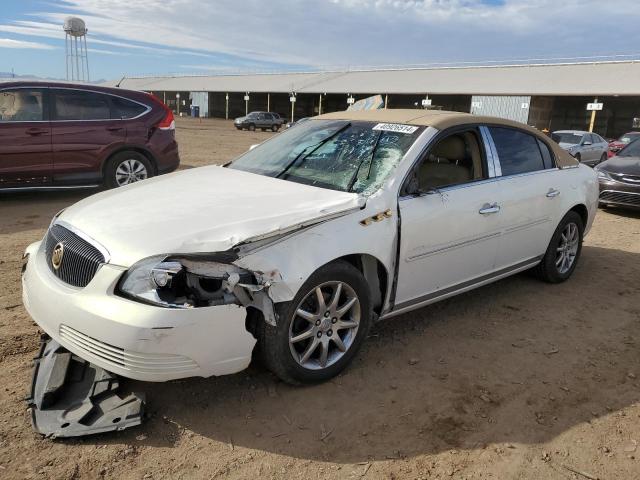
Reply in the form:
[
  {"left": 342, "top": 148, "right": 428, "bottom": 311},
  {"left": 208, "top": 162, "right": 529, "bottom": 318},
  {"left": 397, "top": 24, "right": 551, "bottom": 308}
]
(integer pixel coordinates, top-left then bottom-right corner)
[{"left": 372, "top": 123, "right": 419, "bottom": 134}]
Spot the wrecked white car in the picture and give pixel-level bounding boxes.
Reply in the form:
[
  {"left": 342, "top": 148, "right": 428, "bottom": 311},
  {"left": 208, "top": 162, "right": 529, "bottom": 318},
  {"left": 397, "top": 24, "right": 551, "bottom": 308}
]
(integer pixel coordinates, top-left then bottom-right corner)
[{"left": 22, "top": 109, "right": 598, "bottom": 436}]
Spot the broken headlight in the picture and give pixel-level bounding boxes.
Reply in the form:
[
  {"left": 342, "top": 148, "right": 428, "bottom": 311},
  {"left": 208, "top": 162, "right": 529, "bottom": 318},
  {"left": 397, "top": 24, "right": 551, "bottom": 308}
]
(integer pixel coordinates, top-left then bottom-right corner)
[{"left": 118, "top": 255, "right": 254, "bottom": 308}]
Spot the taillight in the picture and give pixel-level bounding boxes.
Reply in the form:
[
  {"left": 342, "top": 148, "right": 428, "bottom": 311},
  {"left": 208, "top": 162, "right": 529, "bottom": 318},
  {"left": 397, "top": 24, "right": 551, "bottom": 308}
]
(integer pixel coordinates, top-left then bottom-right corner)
[{"left": 147, "top": 93, "right": 175, "bottom": 131}]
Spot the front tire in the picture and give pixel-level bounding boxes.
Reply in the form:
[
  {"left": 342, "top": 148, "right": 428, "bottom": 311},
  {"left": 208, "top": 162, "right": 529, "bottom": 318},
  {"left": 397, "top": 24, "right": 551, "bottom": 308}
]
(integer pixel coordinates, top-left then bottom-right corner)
[
  {"left": 533, "top": 211, "right": 584, "bottom": 283},
  {"left": 258, "top": 261, "right": 372, "bottom": 385},
  {"left": 271, "top": 124, "right": 279, "bottom": 132},
  {"left": 248, "top": 124, "right": 256, "bottom": 131},
  {"left": 104, "top": 151, "right": 153, "bottom": 189}
]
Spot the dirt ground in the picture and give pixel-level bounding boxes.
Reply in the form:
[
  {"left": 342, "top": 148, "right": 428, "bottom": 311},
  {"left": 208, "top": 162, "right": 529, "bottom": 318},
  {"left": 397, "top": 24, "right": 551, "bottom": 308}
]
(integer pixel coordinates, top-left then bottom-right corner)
[{"left": 1, "top": 117, "right": 639, "bottom": 480}]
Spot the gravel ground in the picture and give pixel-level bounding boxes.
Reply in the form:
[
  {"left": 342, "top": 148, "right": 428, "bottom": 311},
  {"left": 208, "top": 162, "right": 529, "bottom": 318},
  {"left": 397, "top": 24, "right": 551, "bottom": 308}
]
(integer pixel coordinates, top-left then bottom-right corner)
[{"left": 0, "top": 117, "right": 639, "bottom": 479}]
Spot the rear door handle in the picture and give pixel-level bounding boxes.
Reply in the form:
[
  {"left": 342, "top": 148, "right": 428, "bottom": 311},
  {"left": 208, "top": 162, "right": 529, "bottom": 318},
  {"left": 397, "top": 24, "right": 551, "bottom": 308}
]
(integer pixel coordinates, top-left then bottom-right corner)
[
  {"left": 25, "top": 128, "right": 49, "bottom": 136},
  {"left": 107, "top": 126, "right": 124, "bottom": 132},
  {"left": 546, "top": 188, "right": 560, "bottom": 198},
  {"left": 479, "top": 203, "right": 500, "bottom": 215}
]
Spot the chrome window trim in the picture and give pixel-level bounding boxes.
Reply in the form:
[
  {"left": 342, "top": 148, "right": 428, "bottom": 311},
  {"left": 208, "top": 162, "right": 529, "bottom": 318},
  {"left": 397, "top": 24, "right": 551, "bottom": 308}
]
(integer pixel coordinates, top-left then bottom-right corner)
[
  {"left": 54, "top": 219, "right": 111, "bottom": 264},
  {"left": 479, "top": 126, "right": 501, "bottom": 177},
  {"left": 0, "top": 85, "right": 152, "bottom": 123},
  {"left": 50, "top": 86, "right": 152, "bottom": 122}
]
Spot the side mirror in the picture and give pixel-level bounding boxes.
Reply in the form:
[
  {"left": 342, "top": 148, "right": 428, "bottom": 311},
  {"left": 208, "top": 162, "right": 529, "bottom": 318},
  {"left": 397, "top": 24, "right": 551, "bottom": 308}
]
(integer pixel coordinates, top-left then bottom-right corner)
[{"left": 582, "top": 141, "right": 592, "bottom": 146}]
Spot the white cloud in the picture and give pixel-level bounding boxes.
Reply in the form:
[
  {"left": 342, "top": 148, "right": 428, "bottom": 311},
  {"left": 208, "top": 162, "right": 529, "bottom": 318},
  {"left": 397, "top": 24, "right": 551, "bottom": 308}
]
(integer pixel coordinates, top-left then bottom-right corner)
[
  {"left": 2, "top": 0, "right": 639, "bottom": 71},
  {"left": 0, "top": 38, "right": 55, "bottom": 50}
]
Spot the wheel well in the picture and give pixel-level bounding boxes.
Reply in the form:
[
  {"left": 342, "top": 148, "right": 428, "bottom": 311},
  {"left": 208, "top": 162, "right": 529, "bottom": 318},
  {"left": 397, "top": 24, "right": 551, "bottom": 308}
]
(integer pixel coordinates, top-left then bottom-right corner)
[
  {"left": 569, "top": 203, "right": 588, "bottom": 227},
  {"left": 335, "top": 254, "right": 388, "bottom": 317},
  {"left": 102, "top": 147, "right": 158, "bottom": 176}
]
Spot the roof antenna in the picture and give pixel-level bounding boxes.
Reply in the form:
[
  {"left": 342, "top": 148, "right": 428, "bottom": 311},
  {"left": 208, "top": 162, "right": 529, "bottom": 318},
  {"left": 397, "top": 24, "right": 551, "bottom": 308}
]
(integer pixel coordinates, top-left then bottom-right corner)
[{"left": 115, "top": 75, "right": 125, "bottom": 88}]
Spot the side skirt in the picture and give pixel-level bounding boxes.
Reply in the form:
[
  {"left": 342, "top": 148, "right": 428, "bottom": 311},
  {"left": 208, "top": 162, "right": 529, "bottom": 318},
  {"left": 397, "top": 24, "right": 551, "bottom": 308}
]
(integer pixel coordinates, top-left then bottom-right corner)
[{"left": 381, "top": 256, "right": 542, "bottom": 320}]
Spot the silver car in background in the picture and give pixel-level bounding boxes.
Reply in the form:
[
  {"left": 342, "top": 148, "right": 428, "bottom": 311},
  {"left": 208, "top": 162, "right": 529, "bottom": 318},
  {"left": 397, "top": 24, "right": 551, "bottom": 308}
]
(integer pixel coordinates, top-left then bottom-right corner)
[{"left": 551, "top": 130, "right": 609, "bottom": 166}]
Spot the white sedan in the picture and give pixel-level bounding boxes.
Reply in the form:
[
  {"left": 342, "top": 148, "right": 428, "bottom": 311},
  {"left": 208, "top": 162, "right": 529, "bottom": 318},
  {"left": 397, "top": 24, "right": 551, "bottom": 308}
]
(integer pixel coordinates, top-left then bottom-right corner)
[{"left": 23, "top": 110, "right": 598, "bottom": 391}]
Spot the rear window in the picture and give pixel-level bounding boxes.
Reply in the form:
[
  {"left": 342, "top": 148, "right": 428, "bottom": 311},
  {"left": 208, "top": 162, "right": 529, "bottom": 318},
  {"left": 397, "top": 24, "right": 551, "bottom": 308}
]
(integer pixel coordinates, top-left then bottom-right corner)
[
  {"left": 111, "top": 97, "right": 147, "bottom": 119},
  {"left": 552, "top": 132, "right": 583, "bottom": 145},
  {"left": 54, "top": 90, "right": 110, "bottom": 121},
  {"left": 489, "top": 127, "right": 545, "bottom": 176}
]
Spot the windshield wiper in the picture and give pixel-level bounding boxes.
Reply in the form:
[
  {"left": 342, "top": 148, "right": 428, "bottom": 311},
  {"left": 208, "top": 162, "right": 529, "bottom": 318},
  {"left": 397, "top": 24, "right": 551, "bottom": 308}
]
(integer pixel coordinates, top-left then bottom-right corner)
[
  {"left": 276, "top": 122, "right": 351, "bottom": 180},
  {"left": 346, "top": 130, "right": 383, "bottom": 192}
]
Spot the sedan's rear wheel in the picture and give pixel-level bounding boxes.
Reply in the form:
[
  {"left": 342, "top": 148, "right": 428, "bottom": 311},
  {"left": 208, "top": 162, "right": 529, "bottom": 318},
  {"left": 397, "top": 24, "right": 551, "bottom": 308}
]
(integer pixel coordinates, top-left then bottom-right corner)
[
  {"left": 533, "top": 211, "right": 584, "bottom": 283},
  {"left": 259, "top": 261, "right": 372, "bottom": 384}
]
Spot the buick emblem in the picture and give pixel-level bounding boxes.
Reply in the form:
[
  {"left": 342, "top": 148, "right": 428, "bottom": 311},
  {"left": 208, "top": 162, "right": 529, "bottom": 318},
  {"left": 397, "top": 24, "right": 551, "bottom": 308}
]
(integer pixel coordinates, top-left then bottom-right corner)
[{"left": 51, "top": 243, "right": 64, "bottom": 270}]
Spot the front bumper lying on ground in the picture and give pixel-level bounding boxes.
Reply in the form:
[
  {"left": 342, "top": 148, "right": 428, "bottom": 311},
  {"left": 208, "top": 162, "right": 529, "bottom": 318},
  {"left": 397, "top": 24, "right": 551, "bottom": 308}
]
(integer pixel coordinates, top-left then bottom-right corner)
[
  {"left": 22, "top": 240, "right": 257, "bottom": 382},
  {"left": 27, "top": 337, "right": 144, "bottom": 438}
]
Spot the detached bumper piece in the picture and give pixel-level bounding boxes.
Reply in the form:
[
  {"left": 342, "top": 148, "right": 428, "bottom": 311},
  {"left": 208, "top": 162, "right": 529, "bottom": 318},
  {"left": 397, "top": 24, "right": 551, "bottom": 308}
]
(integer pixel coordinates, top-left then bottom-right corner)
[{"left": 27, "top": 337, "right": 145, "bottom": 438}]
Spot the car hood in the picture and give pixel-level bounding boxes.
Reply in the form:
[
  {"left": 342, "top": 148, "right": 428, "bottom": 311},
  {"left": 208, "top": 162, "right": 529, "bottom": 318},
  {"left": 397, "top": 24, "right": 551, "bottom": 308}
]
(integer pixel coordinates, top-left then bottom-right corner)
[
  {"left": 58, "top": 166, "right": 363, "bottom": 267},
  {"left": 599, "top": 156, "right": 640, "bottom": 175}
]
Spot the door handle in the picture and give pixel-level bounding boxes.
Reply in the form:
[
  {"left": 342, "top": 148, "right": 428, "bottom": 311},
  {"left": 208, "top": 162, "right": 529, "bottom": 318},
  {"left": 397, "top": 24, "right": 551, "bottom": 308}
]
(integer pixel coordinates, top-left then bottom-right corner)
[
  {"left": 25, "top": 128, "right": 49, "bottom": 136},
  {"left": 479, "top": 203, "right": 500, "bottom": 215},
  {"left": 107, "top": 126, "right": 124, "bottom": 132},
  {"left": 546, "top": 188, "right": 560, "bottom": 198}
]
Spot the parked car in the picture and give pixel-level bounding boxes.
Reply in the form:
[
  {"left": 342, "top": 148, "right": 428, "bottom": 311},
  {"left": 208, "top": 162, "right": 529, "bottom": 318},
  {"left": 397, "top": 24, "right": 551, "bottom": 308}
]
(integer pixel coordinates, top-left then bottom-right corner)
[
  {"left": 234, "top": 111, "right": 281, "bottom": 131},
  {"left": 0, "top": 81, "right": 179, "bottom": 190},
  {"left": 607, "top": 131, "right": 640, "bottom": 157},
  {"left": 270, "top": 112, "right": 286, "bottom": 126},
  {"left": 23, "top": 109, "right": 598, "bottom": 436},
  {"left": 551, "top": 130, "right": 609, "bottom": 166},
  {"left": 595, "top": 138, "right": 640, "bottom": 209}
]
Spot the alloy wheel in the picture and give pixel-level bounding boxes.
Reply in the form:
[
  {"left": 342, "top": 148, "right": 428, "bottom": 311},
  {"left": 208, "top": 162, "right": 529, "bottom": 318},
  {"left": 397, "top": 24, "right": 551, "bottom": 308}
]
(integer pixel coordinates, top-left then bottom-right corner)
[
  {"left": 555, "top": 222, "right": 579, "bottom": 274},
  {"left": 288, "top": 281, "right": 361, "bottom": 370},
  {"left": 115, "top": 159, "right": 148, "bottom": 186}
]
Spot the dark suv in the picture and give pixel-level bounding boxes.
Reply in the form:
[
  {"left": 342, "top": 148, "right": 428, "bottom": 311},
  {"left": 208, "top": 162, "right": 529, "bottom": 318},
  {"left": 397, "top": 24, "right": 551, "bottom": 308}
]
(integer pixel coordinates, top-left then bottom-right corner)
[
  {"left": 0, "top": 81, "right": 180, "bottom": 190},
  {"left": 234, "top": 111, "right": 281, "bottom": 131}
]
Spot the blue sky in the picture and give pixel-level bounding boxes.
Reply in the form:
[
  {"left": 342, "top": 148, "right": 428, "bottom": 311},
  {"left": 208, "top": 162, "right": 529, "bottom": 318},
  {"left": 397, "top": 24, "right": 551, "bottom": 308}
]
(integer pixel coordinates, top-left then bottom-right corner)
[{"left": 1, "top": 0, "right": 638, "bottom": 81}]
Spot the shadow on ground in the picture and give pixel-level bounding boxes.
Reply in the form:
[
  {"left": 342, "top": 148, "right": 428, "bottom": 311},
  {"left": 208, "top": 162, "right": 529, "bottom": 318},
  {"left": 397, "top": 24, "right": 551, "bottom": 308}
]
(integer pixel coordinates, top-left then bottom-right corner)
[{"left": 67, "top": 245, "right": 640, "bottom": 464}]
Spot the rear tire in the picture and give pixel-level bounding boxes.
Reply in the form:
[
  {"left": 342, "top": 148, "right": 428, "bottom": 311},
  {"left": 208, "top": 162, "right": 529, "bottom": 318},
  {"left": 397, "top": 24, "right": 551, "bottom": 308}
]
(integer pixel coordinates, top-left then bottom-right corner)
[
  {"left": 104, "top": 151, "right": 153, "bottom": 189},
  {"left": 599, "top": 153, "right": 607, "bottom": 165},
  {"left": 533, "top": 211, "right": 584, "bottom": 283},
  {"left": 258, "top": 261, "right": 372, "bottom": 385}
]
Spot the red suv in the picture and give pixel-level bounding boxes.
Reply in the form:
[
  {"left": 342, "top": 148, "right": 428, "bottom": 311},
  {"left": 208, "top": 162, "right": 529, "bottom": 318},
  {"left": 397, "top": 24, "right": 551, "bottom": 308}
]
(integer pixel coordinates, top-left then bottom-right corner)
[{"left": 0, "top": 82, "right": 179, "bottom": 190}]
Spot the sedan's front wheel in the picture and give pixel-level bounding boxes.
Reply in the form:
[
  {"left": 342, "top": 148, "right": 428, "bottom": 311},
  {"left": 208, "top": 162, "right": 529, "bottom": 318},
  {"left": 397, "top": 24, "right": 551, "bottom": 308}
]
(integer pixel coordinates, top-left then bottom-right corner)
[{"left": 259, "top": 261, "right": 372, "bottom": 385}]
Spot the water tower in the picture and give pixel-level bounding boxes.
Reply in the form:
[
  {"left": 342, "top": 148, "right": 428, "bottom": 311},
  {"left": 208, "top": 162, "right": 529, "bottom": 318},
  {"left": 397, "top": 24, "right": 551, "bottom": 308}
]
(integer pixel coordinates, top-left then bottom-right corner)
[{"left": 63, "top": 17, "right": 89, "bottom": 82}]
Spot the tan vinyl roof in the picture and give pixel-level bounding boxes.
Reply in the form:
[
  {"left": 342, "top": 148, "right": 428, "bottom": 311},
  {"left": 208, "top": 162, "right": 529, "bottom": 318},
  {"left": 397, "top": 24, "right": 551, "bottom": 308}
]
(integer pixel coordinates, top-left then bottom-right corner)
[{"left": 316, "top": 109, "right": 578, "bottom": 169}]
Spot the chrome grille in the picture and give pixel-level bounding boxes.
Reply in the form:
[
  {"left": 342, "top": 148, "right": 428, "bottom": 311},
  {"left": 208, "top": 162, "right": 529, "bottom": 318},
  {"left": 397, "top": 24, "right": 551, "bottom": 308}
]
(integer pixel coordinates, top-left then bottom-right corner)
[
  {"left": 45, "top": 224, "right": 105, "bottom": 287},
  {"left": 611, "top": 172, "right": 640, "bottom": 185},
  {"left": 599, "top": 190, "right": 640, "bottom": 206}
]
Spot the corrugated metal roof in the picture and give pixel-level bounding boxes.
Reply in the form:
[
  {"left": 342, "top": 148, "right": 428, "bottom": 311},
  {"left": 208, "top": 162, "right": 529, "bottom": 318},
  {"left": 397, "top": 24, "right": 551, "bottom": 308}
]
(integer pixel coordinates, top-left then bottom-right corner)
[{"left": 108, "top": 61, "right": 640, "bottom": 96}]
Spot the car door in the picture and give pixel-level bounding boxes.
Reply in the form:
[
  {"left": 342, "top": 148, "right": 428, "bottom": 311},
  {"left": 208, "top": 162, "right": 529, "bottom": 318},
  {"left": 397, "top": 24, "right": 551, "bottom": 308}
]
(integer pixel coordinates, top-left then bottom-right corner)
[
  {"left": 583, "top": 134, "right": 598, "bottom": 163},
  {"left": 487, "top": 125, "right": 561, "bottom": 269},
  {"left": 394, "top": 127, "right": 502, "bottom": 311},
  {"left": 50, "top": 88, "right": 126, "bottom": 185},
  {"left": 0, "top": 87, "right": 52, "bottom": 187}
]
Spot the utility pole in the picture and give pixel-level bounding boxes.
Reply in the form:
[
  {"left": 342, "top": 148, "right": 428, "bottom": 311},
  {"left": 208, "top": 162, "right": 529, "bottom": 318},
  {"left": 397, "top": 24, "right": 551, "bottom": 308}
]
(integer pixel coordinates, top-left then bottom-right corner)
[
  {"left": 267, "top": 93, "right": 270, "bottom": 112},
  {"left": 225, "top": 93, "right": 229, "bottom": 120},
  {"left": 588, "top": 97, "right": 598, "bottom": 133}
]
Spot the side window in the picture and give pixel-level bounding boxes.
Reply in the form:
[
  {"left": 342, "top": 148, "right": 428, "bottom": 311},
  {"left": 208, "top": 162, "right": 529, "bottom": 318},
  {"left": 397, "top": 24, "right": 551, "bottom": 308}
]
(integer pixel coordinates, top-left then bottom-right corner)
[
  {"left": 0, "top": 89, "right": 44, "bottom": 122},
  {"left": 537, "top": 139, "right": 555, "bottom": 169},
  {"left": 53, "top": 90, "right": 111, "bottom": 121},
  {"left": 111, "top": 97, "right": 147, "bottom": 119},
  {"left": 489, "top": 127, "right": 545, "bottom": 176},
  {"left": 415, "top": 129, "right": 487, "bottom": 191}
]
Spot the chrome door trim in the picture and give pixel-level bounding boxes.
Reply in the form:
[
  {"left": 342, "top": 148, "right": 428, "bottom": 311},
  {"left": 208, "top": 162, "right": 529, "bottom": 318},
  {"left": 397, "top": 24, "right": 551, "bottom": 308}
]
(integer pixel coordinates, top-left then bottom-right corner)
[
  {"left": 479, "top": 126, "right": 501, "bottom": 177},
  {"left": 406, "top": 230, "right": 502, "bottom": 262}
]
